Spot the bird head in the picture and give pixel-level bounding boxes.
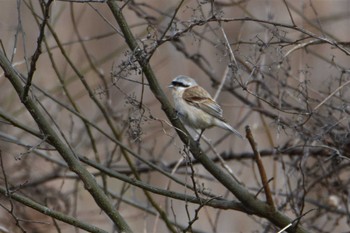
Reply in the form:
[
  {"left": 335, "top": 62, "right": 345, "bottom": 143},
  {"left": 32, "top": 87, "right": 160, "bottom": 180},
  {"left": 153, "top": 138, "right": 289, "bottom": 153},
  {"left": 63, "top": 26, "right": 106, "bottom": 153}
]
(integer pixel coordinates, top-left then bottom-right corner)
[{"left": 169, "top": 75, "right": 197, "bottom": 91}]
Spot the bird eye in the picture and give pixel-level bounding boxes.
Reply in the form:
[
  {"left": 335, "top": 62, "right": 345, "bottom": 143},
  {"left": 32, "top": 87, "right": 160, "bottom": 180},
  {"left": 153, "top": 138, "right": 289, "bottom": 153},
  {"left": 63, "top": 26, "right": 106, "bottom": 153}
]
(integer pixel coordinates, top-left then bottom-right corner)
[{"left": 171, "top": 81, "right": 189, "bottom": 87}]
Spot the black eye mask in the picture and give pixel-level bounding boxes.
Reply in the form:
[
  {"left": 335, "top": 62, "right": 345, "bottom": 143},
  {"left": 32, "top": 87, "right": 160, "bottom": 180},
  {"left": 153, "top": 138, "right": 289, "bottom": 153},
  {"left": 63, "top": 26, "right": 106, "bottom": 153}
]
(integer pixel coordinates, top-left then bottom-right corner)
[{"left": 171, "top": 81, "right": 190, "bottom": 88}]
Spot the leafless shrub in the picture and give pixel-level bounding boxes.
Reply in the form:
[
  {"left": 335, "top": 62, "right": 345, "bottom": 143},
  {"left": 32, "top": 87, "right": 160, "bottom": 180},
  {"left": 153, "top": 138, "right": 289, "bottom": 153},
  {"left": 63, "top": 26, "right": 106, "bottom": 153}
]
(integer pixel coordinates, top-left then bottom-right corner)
[{"left": 0, "top": 0, "right": 349, "bottom": 232}]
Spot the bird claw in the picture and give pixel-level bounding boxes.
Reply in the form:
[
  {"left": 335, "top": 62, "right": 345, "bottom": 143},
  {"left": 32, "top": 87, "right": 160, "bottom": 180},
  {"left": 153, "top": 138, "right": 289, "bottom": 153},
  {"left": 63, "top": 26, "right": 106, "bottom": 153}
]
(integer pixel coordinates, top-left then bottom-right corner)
[
  {"left": 195, "top": 129, "right": 204, "bottom": 146},
  {"left": 172, "top": 110, "right": 179, "bottom": 120},
  {"left": 195, "top": 138, "right": 201, "bottom": 146}
]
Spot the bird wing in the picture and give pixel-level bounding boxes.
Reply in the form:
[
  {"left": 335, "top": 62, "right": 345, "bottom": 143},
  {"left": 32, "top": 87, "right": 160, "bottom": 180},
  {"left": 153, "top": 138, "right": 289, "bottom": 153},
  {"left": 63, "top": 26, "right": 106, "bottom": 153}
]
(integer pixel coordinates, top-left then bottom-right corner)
[{"left": 182, "top": 86, "right": 225, "bottom": 121}]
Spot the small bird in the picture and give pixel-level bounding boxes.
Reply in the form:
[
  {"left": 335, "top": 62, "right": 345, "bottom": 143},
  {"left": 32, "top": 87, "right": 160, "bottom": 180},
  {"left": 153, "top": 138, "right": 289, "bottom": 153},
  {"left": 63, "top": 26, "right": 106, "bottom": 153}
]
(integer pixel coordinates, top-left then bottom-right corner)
[{"left": 169, "top": 75, "right": 243, "bottom": 139}]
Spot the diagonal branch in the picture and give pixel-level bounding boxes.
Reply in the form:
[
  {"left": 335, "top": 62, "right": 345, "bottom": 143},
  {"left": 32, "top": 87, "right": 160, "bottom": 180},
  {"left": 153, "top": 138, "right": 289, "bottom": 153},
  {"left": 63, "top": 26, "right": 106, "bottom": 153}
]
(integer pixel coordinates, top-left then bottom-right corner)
[
  {"left": 0, "top": 184, "right": 109, "bottom": 233},
  {"left": 0, "top": 50, "right": 133, "bottom": 233},
  {"left": 106, "top": 1, "right": 308, "bottom": 232}
]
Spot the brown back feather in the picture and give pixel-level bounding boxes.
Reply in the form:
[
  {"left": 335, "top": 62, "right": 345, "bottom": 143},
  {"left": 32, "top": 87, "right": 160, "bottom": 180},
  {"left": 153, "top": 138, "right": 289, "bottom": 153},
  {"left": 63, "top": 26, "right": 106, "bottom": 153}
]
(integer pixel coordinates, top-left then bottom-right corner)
[{"left": 182, "top": 86, "right": 225, "bottom": 121}]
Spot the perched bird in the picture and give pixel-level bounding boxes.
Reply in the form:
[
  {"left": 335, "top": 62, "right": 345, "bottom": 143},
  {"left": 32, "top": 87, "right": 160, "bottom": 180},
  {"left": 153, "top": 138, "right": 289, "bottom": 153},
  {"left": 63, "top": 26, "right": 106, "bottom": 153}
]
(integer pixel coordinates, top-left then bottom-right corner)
[{"left": 169, "top": 75, "right": 243, "bottom": 139}]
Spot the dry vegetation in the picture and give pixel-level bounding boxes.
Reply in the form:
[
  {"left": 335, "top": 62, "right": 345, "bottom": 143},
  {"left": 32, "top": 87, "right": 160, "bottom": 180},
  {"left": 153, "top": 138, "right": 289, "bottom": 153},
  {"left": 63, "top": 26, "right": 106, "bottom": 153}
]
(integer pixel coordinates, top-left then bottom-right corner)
[{"left": 0, "top": 0, "right": 349, "bottom": 232}]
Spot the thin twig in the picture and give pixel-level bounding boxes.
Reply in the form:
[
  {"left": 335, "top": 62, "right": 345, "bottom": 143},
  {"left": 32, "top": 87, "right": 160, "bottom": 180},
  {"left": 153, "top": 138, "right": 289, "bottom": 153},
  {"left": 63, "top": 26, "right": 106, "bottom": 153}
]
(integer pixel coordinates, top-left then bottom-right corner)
[
  {"left": 159, "top": 15, "right": 350, "bottom": 56},
  {"left": 245, "top": 125, "right": 275, "bottom": 210},
  {"left": 0, "top": 45, "right": 133, "bottom": 233},
  {"left": 107, "top": 1, "right": 309, "bottom": 232},
  {"left": 22, "top": 0, "right": 53, "bottom": 101},
  {"left": 313, "top": 79, "right": 350, "bottom": 112},
  {"left": 158, "top": 0, "right": 185, "bottom": 42},
  {"left": 213, "top": 65, "right": 229, "bottom": 101},
  {"left": 283, "top": 0, "right": 296, "bottom": 26},
  {"left": 201, "top": 134, "right": 242, "bottom": 184},
  {"left": 0, "top": 184, "right": 109, "bottom": 233},
  {"left": 283, "top": 39, "right": 320, "bottom": 58},
  {"left": 213, "top": 23, "right": 238, "bottom": 100},
  {"left": 277, "top": 208, "right": 316, "bottom": 233}
]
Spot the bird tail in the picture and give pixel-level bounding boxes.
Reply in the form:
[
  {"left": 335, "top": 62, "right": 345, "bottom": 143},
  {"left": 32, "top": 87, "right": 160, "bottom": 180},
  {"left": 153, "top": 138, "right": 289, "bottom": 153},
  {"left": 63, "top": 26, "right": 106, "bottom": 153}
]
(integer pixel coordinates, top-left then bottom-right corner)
[{"left": 220, "top": 121, "right": 244, "bottom": 139}]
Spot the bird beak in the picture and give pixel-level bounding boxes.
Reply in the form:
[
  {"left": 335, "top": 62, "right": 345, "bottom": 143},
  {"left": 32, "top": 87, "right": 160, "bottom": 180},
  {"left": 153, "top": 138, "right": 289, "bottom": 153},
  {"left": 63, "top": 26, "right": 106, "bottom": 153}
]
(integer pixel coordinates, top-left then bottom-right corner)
[{"left": 168, "top": 84, "right": 174, "bottom": 88}]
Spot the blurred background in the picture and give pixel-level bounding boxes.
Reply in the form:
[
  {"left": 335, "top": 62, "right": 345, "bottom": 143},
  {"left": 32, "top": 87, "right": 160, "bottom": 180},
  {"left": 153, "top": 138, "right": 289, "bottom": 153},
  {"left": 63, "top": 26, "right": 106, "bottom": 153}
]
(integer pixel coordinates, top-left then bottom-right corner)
[{"left": 0, "top": 0, "right": 350, "bottom": 232}]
